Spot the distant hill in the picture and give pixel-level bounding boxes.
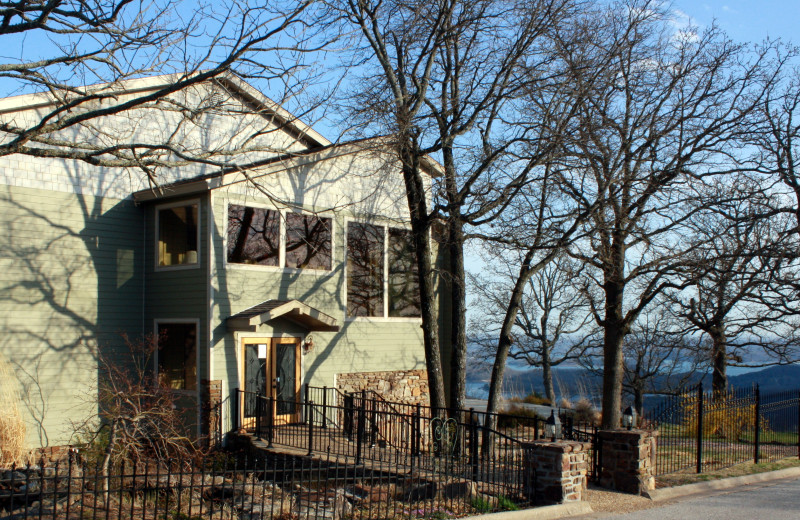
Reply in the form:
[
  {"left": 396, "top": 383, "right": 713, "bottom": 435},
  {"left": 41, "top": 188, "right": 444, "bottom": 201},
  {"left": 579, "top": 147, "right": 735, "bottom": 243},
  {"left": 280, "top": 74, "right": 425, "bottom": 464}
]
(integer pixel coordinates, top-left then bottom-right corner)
[{"left": 466, "top": 362, "right": 800, "bottom": 402}]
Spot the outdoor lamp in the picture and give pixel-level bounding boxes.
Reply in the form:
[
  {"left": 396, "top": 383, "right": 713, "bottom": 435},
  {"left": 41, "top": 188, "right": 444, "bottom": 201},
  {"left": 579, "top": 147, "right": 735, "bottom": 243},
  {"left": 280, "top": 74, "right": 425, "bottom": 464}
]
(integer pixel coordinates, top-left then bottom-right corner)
[
  {"left": 623, "top": 406, "right": 636, "bottom": 430},
  {"left": 545, "top": 410, "right": 561, "bottom": 442}
]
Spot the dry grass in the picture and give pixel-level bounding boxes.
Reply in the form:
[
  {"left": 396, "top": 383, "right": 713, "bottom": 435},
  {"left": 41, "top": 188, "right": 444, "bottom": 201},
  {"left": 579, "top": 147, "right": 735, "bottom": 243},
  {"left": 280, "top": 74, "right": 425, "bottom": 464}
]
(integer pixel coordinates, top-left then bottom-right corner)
[
  {"left": 0, "top": 353, "right": 27, "bottom": 466},
  {"left": 657, "top": 457, "right": 800, "bottom": 488}
]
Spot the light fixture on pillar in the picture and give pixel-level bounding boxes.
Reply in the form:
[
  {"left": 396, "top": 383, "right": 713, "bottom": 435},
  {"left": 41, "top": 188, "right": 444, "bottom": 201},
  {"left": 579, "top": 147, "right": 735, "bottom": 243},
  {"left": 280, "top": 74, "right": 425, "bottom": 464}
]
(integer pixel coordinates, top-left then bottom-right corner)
[
  {"left": 623, "top": 405, "right": 636, "bottom": 430},
  {"left": 545, "top": 410, "right": 561, "bottom": 442}
]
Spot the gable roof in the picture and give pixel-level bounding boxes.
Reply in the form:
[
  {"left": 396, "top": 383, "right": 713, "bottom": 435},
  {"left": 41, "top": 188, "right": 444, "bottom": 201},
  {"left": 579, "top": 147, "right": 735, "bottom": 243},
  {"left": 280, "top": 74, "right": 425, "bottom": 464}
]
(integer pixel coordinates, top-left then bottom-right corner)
[
  {"left": 0, "top": 71, "right": 331, "bottom": 149},
  {"left": 227, "top": 299, "right": 340, "bottom": 332}
]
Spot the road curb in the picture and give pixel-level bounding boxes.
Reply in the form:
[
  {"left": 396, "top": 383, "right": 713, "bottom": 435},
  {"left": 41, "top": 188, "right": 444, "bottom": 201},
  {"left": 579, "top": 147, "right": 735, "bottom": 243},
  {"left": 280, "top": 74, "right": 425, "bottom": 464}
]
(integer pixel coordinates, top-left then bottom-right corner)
[
  {"left": 460, "top": 501, "right": 593, "bottom": 520},
  {"left": 644, "top": 466, "right": 800, "bottom": 502}
]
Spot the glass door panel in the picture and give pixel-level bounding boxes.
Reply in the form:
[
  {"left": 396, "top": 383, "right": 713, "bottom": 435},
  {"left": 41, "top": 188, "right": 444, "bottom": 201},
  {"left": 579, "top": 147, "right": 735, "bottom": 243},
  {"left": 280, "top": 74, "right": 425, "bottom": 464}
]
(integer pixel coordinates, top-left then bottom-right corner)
[{"left": 275, "top": 341, "right": 297, "bottom": 416}]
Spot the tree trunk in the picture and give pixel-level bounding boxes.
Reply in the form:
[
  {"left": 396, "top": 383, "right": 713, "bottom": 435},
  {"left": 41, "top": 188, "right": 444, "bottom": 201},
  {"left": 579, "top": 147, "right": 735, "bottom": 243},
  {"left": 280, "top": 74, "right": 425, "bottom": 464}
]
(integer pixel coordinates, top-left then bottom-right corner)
[
  {"left": 633, "top": 381, "right": 644, "bottom": 418},
  {"left": 710, "top": 328, "right": 728, "bottom": 400},
  {"left": 447, "top": 218, "right": 467, "bottom": 413},
  {"left": 398, "top": 140, "right": 447, "bottom": 413},
  {"left": 542, "top": 346, "right": 555, "bottom": 404},
  {"left": 601, "top": 275, "right": 626, "bottom": 430},
  {"left": 482, "top": 249, "right": 536, "bottom": 455}
]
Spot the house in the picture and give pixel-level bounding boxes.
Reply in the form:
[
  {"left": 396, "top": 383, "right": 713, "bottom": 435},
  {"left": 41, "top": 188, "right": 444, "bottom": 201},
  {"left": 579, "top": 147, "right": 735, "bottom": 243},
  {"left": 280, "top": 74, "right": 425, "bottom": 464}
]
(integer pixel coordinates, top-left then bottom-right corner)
[{"left": 0, "top": 74, "right": 447, "bottom": 449}]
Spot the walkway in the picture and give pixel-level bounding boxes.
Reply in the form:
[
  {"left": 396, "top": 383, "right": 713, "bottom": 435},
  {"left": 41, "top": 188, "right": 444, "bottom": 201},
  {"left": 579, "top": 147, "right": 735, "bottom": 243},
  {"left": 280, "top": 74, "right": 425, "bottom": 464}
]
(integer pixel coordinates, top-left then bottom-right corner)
[{"left": 586, "top": 476, "right": 800, "bottom": 519}]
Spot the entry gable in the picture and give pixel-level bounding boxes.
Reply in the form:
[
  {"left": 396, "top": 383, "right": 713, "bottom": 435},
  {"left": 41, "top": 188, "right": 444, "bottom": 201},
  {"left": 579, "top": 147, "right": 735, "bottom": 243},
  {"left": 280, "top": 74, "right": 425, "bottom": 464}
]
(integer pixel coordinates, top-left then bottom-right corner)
[{"left": 227, "top": 299, "right": 339, "bottom": 332}]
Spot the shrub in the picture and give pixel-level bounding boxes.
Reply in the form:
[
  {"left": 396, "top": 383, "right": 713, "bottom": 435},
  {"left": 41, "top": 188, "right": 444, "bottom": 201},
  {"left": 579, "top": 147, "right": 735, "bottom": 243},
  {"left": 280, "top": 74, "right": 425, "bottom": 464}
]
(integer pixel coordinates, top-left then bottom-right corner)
[
  {"left": 0, "top": 353, "right": 27, "bottom": 465},
  {"left": 497, "top": 405, "right": 542, "bottom": 428},
  {"left": 572, "top": 398, "right": 600, "bottom": 426},
  {"left": 510, "top": 392, "right": 551, "bottom": 406},
  {"left": 679, "top": 390, "right": 768, "bottom": 440}
]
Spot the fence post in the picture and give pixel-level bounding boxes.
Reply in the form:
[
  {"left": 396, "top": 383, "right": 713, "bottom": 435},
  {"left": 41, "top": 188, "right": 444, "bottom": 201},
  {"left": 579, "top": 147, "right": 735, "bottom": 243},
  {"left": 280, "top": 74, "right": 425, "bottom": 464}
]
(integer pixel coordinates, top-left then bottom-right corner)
[
  {"left": 356, "top": 390, "right": 366, "bottom": 465},
  {"left": 696, "top": 382, "right": 703, "bottom": 474},
  {"left": 370, "top": 396, "right": 379, "bottom": 447},
  {"left": 469, "top": 408, "right": 478, "bottom": 482},
  {"left": 322, "top": 386, "right": 328, "bottom": 429},
  {"left": 415, "top": 403, "right": 422, "bottom": 456},
  {"left": 267, "top": 396, "right": 274, "bottom": 448},
  {"left": 754, "top": 384, "right": 761, "bottom": 464},
  {"left": 307, "top": 400, "right": 315, "bottom": 456},
  {"left": 256, "top": 393, "right": 262, "bottom": 440},
  {"left": 233, "top": 388, "right": 240, "bottom": 432},
  {"left": 797, "top": 390, "right": 799, "bottom": 460},
  {"left": 304, "top": 383, "right": 311, "bottom": 424}
]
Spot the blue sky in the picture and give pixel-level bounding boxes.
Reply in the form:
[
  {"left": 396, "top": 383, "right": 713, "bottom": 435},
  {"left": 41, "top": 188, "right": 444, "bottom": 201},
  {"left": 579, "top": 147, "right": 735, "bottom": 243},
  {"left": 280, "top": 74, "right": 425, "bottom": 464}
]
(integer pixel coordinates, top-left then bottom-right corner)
[{"left": 671, "top": 0, "right": 798, "bottom": 43}]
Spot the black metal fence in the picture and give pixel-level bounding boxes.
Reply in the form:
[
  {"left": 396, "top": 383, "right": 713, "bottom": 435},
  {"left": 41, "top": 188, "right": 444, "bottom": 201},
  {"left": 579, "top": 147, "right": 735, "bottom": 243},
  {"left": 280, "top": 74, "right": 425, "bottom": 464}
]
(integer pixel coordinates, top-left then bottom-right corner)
[
  {"left": 643, "top": 383, "right": 800, "bottom": 476},
  {"left": 0, "top": 451, "right": 532, "bottom": 520},
  {"left": 231, "top": 387, "right": 536, "bottom": 502}
]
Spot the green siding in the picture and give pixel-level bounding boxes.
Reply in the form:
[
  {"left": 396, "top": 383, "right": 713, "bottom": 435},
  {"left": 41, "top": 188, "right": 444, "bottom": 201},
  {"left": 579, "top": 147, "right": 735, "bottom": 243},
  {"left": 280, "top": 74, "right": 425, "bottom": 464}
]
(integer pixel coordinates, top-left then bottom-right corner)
[
  {"left": 143, "top": 196, "right": 211, "bottom": 433},
  {"left": 0, "top": 185, "right": 144, "bottom": 447},
  {"left": 209, "top": 192, "right": 427, "bottom": 396}
]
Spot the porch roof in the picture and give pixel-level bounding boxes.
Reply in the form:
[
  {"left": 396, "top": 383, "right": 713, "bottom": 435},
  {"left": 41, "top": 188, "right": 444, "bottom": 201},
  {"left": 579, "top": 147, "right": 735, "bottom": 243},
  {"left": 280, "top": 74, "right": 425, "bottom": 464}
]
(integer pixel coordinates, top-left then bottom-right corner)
[{"left": 226, "top": 299, "right": 340, "bottom": 332}]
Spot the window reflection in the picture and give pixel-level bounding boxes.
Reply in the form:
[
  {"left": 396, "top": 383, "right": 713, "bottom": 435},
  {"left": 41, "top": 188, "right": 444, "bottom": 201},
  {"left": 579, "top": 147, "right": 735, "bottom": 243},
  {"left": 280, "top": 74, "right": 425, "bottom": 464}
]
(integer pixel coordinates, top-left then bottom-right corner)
[
  {"left": 227, "top": 205, "right": 280, "bottom": 266},
  {"left": 347, "top": 223, "right": 384, "bottom": 317},
  {"left": 388, "top": 228, "right": 421, "bottom": 317},
  {"left": 285, "top": 213, "right": 332, "bottom": 270}
]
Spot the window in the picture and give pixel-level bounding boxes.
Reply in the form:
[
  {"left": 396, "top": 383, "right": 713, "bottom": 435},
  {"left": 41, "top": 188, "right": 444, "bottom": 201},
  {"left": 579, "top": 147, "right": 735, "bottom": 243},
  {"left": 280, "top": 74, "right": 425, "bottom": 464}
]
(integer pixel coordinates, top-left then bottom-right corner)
[
  {"left": 158, "top": 203, "right": 198, "bottom": 267},
  {"left": 226, "top": 204, "right": 332, "bottom": 271},
  {"left": 347, "top": 223, "right": 384, "bottom": 317},
  {"left": 157, "top": 322, "right": 197, "bottom": 391},
  {"left": 285, "top": 213, "right": 332, "bottom": 270},
  {"left": 388, "top": 228, "right": 421, "bottom": 317},
  {"left": 347, "top": 222, "right": 421, "bottom": 318},
  {"left": 227, "top": 205, "right": 280, "bottom": 266}
]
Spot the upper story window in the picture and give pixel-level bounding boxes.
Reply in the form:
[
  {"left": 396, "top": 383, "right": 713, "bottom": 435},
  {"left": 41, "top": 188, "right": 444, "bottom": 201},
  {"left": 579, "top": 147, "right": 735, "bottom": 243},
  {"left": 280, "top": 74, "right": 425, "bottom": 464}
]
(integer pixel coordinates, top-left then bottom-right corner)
[
  {"left": 157, "top": 322, "right": 197, "bottom": 391},
  {"left": 227, "top": 205, "right": 280, "bottom": 266},
  {"left": 286, "top": 213, "right": 332, "bottom": 270},
  {"left": 158, "top": 203, "right": 198, "bottom": 267},
  {"left": 347, "top": 222, "right": 421, "bottom": 318},
  {"left": 226, "top": 204, "right": 332, "bottom": 271}
]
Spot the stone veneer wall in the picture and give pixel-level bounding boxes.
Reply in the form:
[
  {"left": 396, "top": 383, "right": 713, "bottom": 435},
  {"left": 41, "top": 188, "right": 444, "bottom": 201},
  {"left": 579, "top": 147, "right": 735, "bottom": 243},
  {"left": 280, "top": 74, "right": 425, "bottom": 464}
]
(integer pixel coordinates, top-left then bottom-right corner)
[
  {"left": 336, "top": 370, "right": 429, "bottom": 406},
  {"left": 522, "top": 441, "right": 590, "bottom": 504},
  {"left": 201, "top": 379, "right": 223, "bottom": 446},
  {"left": 598, "top": 429, "right": 658, "bottom": 494}
]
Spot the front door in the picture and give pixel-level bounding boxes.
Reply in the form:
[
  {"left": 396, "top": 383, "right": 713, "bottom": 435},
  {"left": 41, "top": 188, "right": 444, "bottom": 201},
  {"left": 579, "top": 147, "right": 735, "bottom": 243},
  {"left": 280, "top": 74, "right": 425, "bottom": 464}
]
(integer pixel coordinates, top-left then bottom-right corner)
[{"left": 242, "top": 337, "right": 301, "bottom": 428}]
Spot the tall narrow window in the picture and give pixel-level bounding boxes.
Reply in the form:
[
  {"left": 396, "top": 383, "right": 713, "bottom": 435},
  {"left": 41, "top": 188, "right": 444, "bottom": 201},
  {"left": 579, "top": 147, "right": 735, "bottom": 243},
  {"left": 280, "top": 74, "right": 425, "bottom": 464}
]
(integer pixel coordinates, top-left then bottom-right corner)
[
  {"left": 158, "top": 204, "right": 198, "bottom": 266},
  {"left": 388, "top": 228, "right": 421, "bottom": 317},
  {"left": 347, "top": 223, "right": 384, "bottom": 317},
  {"left": 157, "top": 323, "right": 197, "bottom": 391},
  {"left": 227, "top": 205, "right": 280, "bottom": 266},
  {"left": 285, "top": 213, "right": 332, "bottom": 270}
]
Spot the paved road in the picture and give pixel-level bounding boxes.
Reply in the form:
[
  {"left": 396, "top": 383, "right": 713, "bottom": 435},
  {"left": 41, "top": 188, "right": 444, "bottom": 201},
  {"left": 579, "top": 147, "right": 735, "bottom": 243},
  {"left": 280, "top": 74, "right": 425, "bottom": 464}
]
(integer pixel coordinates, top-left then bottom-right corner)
[{"left": 599, "top": 477, "right": 800, "bottom": 520}]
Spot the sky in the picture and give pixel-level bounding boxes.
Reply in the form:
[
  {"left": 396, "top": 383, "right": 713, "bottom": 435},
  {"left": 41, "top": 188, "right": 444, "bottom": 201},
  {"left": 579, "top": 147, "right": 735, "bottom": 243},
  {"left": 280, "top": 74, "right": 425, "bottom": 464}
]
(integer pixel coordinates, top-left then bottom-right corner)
[{"left": 671, "top": 1, "right": 798, "bottom": 44}]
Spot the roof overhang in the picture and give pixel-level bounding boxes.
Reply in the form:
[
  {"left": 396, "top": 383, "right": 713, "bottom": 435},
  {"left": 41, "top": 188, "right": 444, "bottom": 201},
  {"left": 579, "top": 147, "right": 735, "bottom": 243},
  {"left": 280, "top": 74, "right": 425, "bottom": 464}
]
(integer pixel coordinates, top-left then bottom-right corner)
[{"left": 226, "top": 299, "right": 340, "bottom": 333}]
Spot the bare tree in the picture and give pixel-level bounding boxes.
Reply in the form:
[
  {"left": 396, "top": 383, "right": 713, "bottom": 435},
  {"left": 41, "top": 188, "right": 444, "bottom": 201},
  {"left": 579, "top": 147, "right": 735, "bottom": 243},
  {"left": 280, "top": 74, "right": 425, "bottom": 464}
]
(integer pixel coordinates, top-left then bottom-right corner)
[
  {"left": 471, "top": 254, "right": 594, "bottom": 404},
  {"left": 1, "top": 0, "right": 326, "bottom": 185},
  {"left": 557, "top": 0, "right": 780, "bottom": 428},
  {"left": 667, "top": 178, "right": 800, "bottom": 397},
  {"left": 325, "top": 0, "right": 581, "bottom": 411}
]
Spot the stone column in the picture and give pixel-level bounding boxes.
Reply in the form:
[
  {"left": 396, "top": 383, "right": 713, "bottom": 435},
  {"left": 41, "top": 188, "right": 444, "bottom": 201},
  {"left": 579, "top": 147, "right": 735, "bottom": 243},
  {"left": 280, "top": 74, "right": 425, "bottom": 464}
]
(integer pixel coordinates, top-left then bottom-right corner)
[
  {"left": 597, "top": 429, "right": 658, "bottom": 494},
  {"left": 522, "top": 440, "right": 590, "bottom": 504}
]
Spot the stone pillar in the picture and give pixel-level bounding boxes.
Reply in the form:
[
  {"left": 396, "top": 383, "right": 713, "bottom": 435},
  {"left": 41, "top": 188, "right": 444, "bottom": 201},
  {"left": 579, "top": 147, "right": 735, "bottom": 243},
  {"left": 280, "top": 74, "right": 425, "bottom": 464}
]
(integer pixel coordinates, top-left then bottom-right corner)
[
  {"left": 598, "top": 429, "right": 658, "bottom": 494},
  {"left": 201, "top": 379, "right": 223, "bottom": 446},
  {"left": 522, "top": 440, "right": 590, "bottom": 504}
]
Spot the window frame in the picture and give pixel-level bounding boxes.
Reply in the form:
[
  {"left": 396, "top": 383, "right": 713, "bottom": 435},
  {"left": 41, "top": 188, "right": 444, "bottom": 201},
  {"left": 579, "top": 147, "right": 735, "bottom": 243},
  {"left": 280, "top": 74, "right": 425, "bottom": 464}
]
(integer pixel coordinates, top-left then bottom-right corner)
[
  {"left": 153, "top": 318, "right": 201, "bottom": 395},
  {"left": 154, "top": 199, "right": 201, "bottom": 272},
  {"left": 344, "top": 218, "right": 422, "bottom": 322},
  {"left": 223, "top": 201, "right": 335, "bottom": 274}
]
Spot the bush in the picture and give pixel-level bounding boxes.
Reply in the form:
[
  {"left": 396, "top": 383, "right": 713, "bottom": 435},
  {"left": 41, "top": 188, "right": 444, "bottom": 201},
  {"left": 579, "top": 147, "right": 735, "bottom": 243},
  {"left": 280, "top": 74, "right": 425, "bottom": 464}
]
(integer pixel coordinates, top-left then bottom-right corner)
[
  {"left": 680, "top": 390, "right": 767, "bottom": 440},
  {"left": 0, "top": 353, "right": 27, "bottom": 465},
  {"left": 497, "top": 405, "right": 542, "bottom": 428},
  {"left": 572, "top": 398, "right": 600, "bottom": 426},
  {"left": 509, "top": 392, "right": 552, "bottom": 406}
]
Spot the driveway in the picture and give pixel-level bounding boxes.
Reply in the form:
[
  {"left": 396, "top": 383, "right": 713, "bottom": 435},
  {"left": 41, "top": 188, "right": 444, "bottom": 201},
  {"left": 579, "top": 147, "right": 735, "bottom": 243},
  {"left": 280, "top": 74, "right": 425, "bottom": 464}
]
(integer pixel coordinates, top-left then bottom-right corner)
[{"left": 593, "top": 477, "right": 800, "bottom": 520}]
